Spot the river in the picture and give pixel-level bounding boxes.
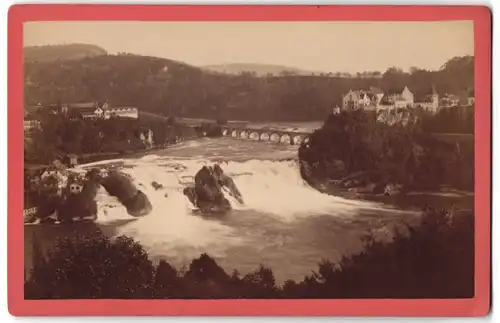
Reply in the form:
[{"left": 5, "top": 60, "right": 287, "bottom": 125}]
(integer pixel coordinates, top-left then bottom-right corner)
[{"left": 26, "top": 135, "right": 428, "bottom": 284}]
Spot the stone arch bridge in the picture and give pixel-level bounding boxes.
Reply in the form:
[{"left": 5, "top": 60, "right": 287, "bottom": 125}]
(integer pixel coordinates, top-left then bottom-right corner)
[{"left": 220, "top": 127, "right": 311, "bottom": 145}]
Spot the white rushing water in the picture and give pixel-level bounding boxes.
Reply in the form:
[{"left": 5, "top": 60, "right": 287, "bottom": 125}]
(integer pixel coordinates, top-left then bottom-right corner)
[
  {"left": 26, "top": 137, "right": 422, "bottom": 281},
  {"left": 72, "top": 148, "right": 406, "bottom": 265}
]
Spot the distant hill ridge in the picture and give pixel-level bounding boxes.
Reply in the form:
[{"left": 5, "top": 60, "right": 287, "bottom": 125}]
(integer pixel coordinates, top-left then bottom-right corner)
[
  {"left": 22, "top": 44, "right": 474, "bottom": 122},
  {"left": 24, "top": 44, "right": 108, "bottom": 62},
  {"left": 202, "top": 63, "right": 321, "bottom": 76}
]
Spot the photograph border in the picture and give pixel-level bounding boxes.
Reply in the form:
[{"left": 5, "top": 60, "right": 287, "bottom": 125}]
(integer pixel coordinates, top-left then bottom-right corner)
[{"left": 8, "top": 4, "right": 492, "bottom": 317}]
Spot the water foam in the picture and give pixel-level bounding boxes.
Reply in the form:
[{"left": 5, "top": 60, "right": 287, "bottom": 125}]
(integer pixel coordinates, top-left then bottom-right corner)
[{"left": 73, "top": 154, "right": 402, "bottom": 262}]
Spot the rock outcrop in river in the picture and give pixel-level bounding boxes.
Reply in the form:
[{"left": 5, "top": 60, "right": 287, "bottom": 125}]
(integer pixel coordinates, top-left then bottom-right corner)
[
  {"left": 90, "top": 169, "right": 153, "bottom": 217},
  {"left": 25, "top": 173, "right": 100, "bottom": 224},
  {"left": 183, "top": 164, "right": 243, "bottom": 213},
  {"left": 57, "top": 177, "right": 99, "bottom": 223},
  {"left": 25, "top": 168, "right": 153, "bottom": 224}
]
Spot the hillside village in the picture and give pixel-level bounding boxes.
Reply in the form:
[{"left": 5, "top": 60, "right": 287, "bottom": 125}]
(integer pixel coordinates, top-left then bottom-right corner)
[
  {"left": 339, "top": 85, "right": 474, "bottom": 125},
  {"left": 21, "top": 18, "right": 478, "bottom": 303},
  {"left": 23, "top": 44, "right": 475, "bottom": 123},
  {"left": 24, "top": 101, "right": 139, "bottom": 133},
  {"left": 341, "top": 86, "right": 474, "bottom": 111},
  {"left": 23, "top": 44, "right": 475, "bottom": 168}
]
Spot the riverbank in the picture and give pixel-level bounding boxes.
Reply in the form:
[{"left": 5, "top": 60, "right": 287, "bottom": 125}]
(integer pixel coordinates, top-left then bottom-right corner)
[
  {"left": 312, "top": 179, "right": 474, "bottom": 215},
  {"left": 25, "top": 206, "right": 474, "bottom": 299},
  {"left": 25, "top": 135, "right": 205, "bottom": 171}
]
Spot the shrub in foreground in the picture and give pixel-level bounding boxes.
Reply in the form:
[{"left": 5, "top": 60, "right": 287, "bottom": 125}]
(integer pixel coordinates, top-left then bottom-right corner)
[
  {"left": 25, "top": 235, "right": 155, "bottom": 299},
  {"left": 282, "top": 208, "right": 474, "bottom": 298},
  {"left": 25, "top": 208, "right": 474, "bottom": 299}
]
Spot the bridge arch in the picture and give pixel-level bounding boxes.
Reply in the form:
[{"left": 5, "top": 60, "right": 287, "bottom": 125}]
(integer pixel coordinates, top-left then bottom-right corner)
[
  {"left": 292, "top": 135, "right": 305, "bottom": 145},
  {"left": 259, "top": 132, "right": 270, "bottom": 140},
  {"left": 249, "top": 131, "right": 261, "bottom": 140},
  {"left": 280, "top": 133, "right": 293, "bottom": 145},
  {"left": 270, "top": 132, "right": 281, "bottom": 142},
  {"left": 213, "top": 126, "right": 311, "bottom": 145},
  {"left": 240, "top": 130, "right": 249, "bottom": 139}
]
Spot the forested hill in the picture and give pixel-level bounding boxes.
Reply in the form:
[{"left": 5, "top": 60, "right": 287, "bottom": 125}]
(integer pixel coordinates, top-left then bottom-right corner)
[
  {"left": 24, "top": 51, "right": 474, "bottom": 122},
  {"left": 24, "top": 44, "right": 108, "bottom": 62},
  {"left": 202, "top": 63, "right": 317, "bottom": 76}
]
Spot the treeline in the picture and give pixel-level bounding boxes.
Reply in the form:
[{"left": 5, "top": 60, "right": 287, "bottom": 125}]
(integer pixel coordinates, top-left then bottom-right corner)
[
  {"left": 420, "top": 105, "right": 474, "bottom": 134},
  {"left": 24, "top": 44, "right": 108, "bottom": 63},
  {"left": 24, "top": 54, "right": 474, "bottom": 122},
  {"left": 24, "top": 114, "right": 199, "bottom": 164},
  {"left": 299, "top": 109, "right": 474, "bottom": 192},
  {"left": 24, "top": 208, "right": 473, "bottom": 299}
]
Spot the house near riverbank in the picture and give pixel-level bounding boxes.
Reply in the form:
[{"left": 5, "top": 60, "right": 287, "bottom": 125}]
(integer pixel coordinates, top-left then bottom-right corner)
[
  {"left": 414, "top": 85, "right": 440, "bottom": 113},
  {"left": 63, "top": 154, "right": 78, "bottom": 167},
  {"left": 24, "top": 104, "right": 43, "bottom": 133},
  {"left": 439, "top": 94, "right": 461, "bottom": 108},
  {"left": 104, "top": 106, "right": 139, "bottom": 119},
  {"left": 66, "top": 102, "right": 104, "bottom": 119},
  {"left": 467, "top": 89, "right": 475, "bottom": 105},
  {"left": 342, "top": 88, "right": 383, "bottom": 111},
  {"left": 434, "top": 89, "right": 474, "bottom": 110},
  {"left": 65, "top": 101, "right": 139, "bottom": 120},
  {"left": 24, "top": 118, "right": 41, "bottom": 133},
  {"left": 378, "top": 86, "right": 415, "bottom": 110}
]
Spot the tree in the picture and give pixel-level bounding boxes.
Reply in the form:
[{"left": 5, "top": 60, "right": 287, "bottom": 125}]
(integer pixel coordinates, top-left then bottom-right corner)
[
  {"left": 24, "top": 54, "right": 474, "bottom": 122},
  {"left": 299, "top": 109, "right": 472, "bottom": 191},
  {"left": 25, "top": 234, "right": 155, "bottom": 299},
  {"left": 24, "top": 207, "right": 473, "bottom": 299}
]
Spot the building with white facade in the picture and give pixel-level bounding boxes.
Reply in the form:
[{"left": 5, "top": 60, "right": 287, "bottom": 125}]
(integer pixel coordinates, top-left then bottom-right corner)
[
  {"left": 66, "top": 102, "right": 139, "bottom": 120},
  {"left": 103, "top": 106, "right": 139, "bottom": 119},
  {"left": 414, "top": 85, "right": 440, "bottom": 113},
  {"left": 378, "top": 86, "right": 415, "bottom": 110},
  {"left": 24, "top": 119, "right": 41, "bottom": 133},
  {"left": 342, "top": 89, "right": 380, "bottom": 111}
]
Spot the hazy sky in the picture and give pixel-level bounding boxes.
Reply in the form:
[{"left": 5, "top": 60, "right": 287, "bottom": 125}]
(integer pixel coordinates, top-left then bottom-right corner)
[{"left": 23, "top": 21, "right": 474, "bottom": 73}]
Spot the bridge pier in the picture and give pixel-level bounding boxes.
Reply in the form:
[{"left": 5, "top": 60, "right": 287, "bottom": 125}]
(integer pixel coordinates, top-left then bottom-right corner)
[{"left": 220, "top": 127, "right": 310, "bottom": 146}]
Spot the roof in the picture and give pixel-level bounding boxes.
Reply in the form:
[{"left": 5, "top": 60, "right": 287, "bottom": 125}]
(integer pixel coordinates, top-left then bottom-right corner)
[
  {"left": 24, "top": 164, "right": 49, "bottom": 171},
  {"left": 385, "top": 86, "right": 408, "bottom": 95},
  {"left": 69, "top": 108, "right": 96, "bottom": 116},
  {"left": 421, "top": 95, "right": 435, "bottom": 103},
  {"left": 364, "top": 92, "right": 377, "bottom": 100},
  {"left": 369, "top": 87, "right": 384, "bottom": 94},
  {"left": 431, "top": 84, "right": 437, "bottom": 94},
  {"left": 68, "top": 103, "right": 102, "bottom": 116},
  {"left": 109, "top": 106, "right": 138, "bottom": 111},
  {"left": 379, "top": 97, "right": 393, "bottom": 105},
  {"left": 443, "top": 94, "right": 460, "bottom": 100},
  {"left": 69, "top": 102, "right": 97, "bottom": 109},
  {"left": 344, "top": 89, "right": 378, "bottom": 99},
  {"left": 24, "top": 115, "right": 41, "bottom": 121},
  {"left": 25, "top": 105, "right": 42, "bottom": 115}
]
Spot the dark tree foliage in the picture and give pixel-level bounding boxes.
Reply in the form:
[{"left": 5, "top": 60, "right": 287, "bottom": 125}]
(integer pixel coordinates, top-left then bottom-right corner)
[
  {"left": 299, "top": 109, "right": 474, "bottom": 191},
  {"left": 24, "top": 55, "right": 474, "bottom": 122},
  {"left": 420, "top": 106, "right": 474, "bottom": 134},
  {"left": 282, "top": 208, "right": 474, "bottom": 299},
  {"left": 25, "top": 208, "right": 473, "bottom": 299},
  {"left": 24, "top": 44, "right": 108, "bottom": 63},
  {"left": 25, "top": 235, "right": 155, "bottom": 299},
  {"left": 24, "top": 114, "right": 198, "bottom": 164}
]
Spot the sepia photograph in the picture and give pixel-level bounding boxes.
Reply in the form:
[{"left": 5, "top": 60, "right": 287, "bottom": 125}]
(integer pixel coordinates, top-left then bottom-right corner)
[{"left": 22, "top": 19, "right": 476, "bottom": 301}]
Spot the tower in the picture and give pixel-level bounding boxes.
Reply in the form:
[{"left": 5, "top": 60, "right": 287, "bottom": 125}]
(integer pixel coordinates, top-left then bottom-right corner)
[{"left": 431, "top": 84, "right": 439, "bottom": 112}]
